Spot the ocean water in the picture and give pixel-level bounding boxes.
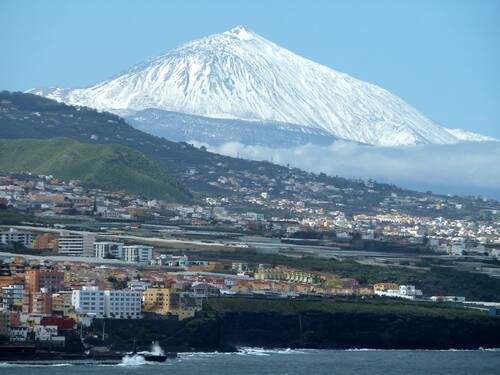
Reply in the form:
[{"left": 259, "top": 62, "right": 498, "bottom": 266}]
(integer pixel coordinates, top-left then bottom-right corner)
[{"left": 1, "top": 349, "right": 500, "bottom": 375}]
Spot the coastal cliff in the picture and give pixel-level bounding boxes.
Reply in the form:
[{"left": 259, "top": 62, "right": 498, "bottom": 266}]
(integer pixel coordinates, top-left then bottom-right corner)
[{"left": 91, "top": 298, "right": 500, "bottom": 351}]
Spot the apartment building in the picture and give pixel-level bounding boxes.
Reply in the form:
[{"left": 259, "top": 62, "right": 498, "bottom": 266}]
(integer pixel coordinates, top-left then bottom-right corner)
[
  {"left": 58, "top": 231, "right": 96, "bottom": 257},
  {"left": 25, "top": 269, "right": 65, "bottom": 294},
  {"left": 143, "top": 287, "right": 199, "bottom": 320},
  {"left": 105, "top": 290, "right": 142, "bottom": 319},
  {"left": 30, "top": 290, "right": 52, "bottom": 315},
  {"left": 33, "top": 233, "right": 59, "bottom": 251},
  {"left": 122, "top": 245, "right": 153, "bottom": 264},
  {"left": 71, "top": 287, "right": 105, "bottom": 318},
  {"left": 23, "top": 268, "right": 64, "bottom": 313},
  {"left": 71, "top": 287, "right": 141, "bottom": 319},
  {"left": 94, "top": 241, "right": 124, "bottom": 260},
  {"left": 0, "top": 228, "right": 35, "bottom": 248},
  {"left": 1, "top": 283, "right": 24, "bottom": 311},
  {"left": 51, "top": 291, "right": 73, "bottom": 315}
]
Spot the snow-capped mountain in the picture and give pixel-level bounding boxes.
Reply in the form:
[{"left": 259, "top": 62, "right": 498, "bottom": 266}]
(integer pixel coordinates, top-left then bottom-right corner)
[{"left": 28, "top": 25, "right": 495, "bottom": 146}]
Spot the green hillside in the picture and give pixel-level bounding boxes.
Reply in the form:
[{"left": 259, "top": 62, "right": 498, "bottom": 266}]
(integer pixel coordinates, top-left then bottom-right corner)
[{"left": 0, "top": 138, "right": 191, "bottom": 202}]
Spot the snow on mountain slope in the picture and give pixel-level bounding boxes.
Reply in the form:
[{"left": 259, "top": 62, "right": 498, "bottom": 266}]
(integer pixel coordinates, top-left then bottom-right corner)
[
  {"left": 444, "top": 128, "right": 497, "bottom": 142},
  {"left": 28, "top": 26, "right": 492, "bottom": 146}
]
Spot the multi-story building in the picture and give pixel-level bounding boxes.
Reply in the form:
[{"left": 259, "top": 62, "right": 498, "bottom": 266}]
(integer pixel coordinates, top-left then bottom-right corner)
[
  {"left": 0, "top": 228, "right": 35, "bottom": 248},
  {"left": 94, "top": 241, "right": 124, "bottom": 260},
  {"left": 122, "top": 245, "right": 153, "bottom": 264},
  {"left": 105, "top": 290, "right": 142, "bottom": 319},
  {"left": 1, "top": 283, "right": 24, "bottom": 311},
  {"left": 143, "top": 287, "right": 199, "bottom": 320},
  {"left": 58, "top": 231, "right": 96, "bottom": 257},
  {"left": 71, "top": 287, "right": 142, "bottom": 319},
  {"left": 71, "top": 287, "right": 105, "bottom": 318},
  {"left": 33, "top": 233, "right": 59, "bottom": 251},
  {"left": 23, "top": 268, "right": 64, "bottom": 313},
  {"left": 25, "top": 269, "right": 64, "bottom": 294},
  {"left": 51, "top": 291, "right": 73, "bottom": 315},
  {"left": 31, "top": 289, "right": 52, "bottom": 315}
]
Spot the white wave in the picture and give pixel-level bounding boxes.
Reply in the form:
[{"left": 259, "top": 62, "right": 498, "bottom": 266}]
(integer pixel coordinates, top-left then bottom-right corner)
[
  {"left": 118, "top": 354, "right": 148, "bottom": 366},
  {"left": 0, "top": 362, "right": 73, "bottom": 367},
  {"left": 237, "top": 347, "right": 308, "bottom": 356}
]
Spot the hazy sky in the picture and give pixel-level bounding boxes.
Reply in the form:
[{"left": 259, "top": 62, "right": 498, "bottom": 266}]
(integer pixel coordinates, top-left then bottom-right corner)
[{"left": 1, "top": 0, "right": 499, "bottom": 138}]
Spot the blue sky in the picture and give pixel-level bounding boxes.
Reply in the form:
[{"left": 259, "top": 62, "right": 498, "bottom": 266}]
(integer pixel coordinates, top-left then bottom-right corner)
[{"left": 1, "top": 0, "right": 499, "bottom": 138}]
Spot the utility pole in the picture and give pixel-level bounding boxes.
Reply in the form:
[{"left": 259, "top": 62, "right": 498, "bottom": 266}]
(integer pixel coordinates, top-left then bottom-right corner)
[{"left": 102, "top": 319, "right": 105, "bottom": 341}]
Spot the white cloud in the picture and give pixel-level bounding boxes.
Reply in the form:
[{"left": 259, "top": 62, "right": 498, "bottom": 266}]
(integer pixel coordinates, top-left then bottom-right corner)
[{"left": 192, "top": 140, "right": 500, "bottom": 199}]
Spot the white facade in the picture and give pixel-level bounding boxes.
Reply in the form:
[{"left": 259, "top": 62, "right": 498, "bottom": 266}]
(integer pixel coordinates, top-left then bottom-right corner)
[
  {"left": 127, "top": 280, "right": 151, "bottom": 292},
  {"left": 34, "top": 325, "right": 58, "bottom": 341},
  {"left": 398, "top": 285, "right": 423, "bottom": 298},
  {"left": 122, "top": 245, "right": 153, "bottom": 264},
  {"left": 105, "top": 290, "right": 142, "bottom": 319},
  {"left": 94, "top": 241, "right": 124, "bottom": 259},
  {"left": 58, "top": 231, "right": 96, "bottom": 257},
  {"left": 0, "top": 228, "right": 35, "bottom": 248},
  {"left": 375, "top": 285, "right": 423, "bottom": 300},
  {"left": 152, "top": 254, "right": 189, "bottom": 267},
  {"left": 1, "top": 284, "right": 24, "bottom": 310},
  {"left": 71, "top": 287, "right": 142, "bottom": 319},
  {"left": 71, "top": 287, "right": 106, "bottom": 317}
]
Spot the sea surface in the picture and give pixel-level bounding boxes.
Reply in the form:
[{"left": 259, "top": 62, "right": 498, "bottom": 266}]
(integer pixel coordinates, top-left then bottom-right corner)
[{"left": 1, "top": 348, "right": 500, "bottom": 375}]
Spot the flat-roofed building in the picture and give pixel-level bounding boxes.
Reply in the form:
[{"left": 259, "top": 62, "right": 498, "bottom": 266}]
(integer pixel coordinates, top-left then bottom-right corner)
[
  {"left": 93, "top": 241, "right": 124, "bottom": 260},
  {"left": 1, "top": 283, "right": 24, "bottom": 311},
  {"left": 71, "top": 286, "right": 105, "bottom": 318},
  {"left": 123, "top": 245, "right": 153, "bottom": 264},
  {"left": 58, "top": 231, "right": 95, "bottom": 257},
  {"left": 105, "top": 290, "right": 142, "bottom": 319},
  {"left": 0, "top": 228, "right": 35, "bottom": 248},
  {"left": 71, "top": 287, "right": 141, "bottom": 319},
  {"left": 143, "top": 287, "right": 199, "bottom": 320}
]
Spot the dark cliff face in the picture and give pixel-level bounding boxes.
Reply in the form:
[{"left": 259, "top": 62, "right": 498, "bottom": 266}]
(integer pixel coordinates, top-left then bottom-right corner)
[
  {"left": 93, "top": 310, "right": 500, "bottom": 352},
  {"left": 208, "top": 311, "right": 500, "bottom": 350}
]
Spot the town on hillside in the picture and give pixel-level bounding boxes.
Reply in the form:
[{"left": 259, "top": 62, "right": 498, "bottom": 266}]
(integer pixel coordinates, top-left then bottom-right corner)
[{"left": 0, "top": 171, "right": 499, "bottom": 350}]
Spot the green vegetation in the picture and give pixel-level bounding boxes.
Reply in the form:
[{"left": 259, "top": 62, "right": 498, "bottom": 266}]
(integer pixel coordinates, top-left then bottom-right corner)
[
  {"left": 0, "top": 138, "right": 191, "bottom": 202},
  {"left": 0, "top": 207, "right": 80, "bottom": 226},
  {"left": 204, "top": 297, "right": 484, "bottom": 319}
]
